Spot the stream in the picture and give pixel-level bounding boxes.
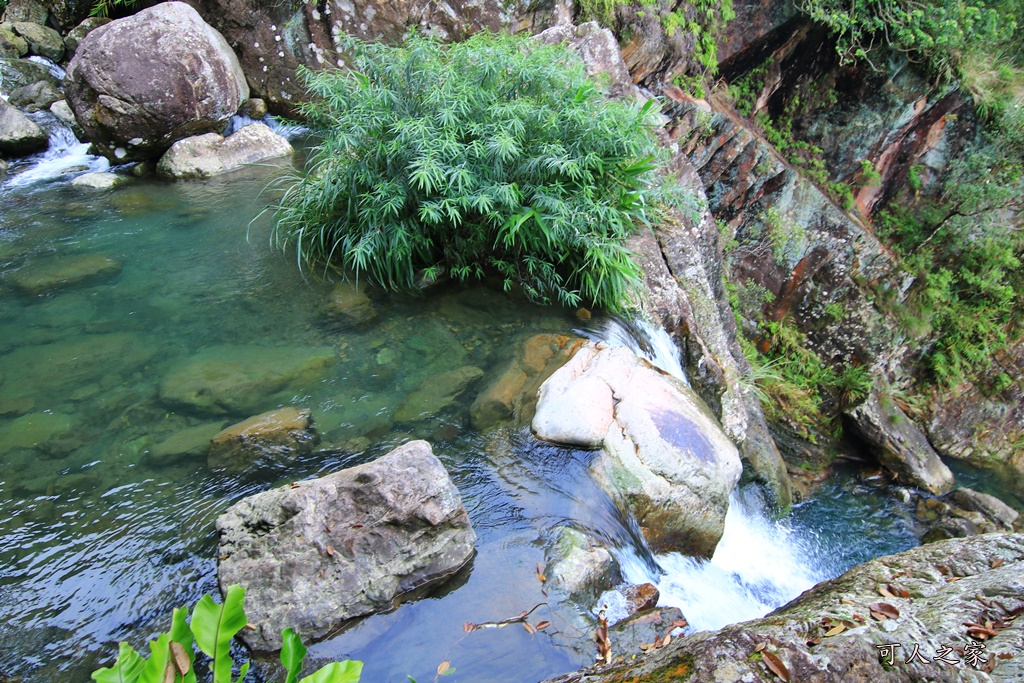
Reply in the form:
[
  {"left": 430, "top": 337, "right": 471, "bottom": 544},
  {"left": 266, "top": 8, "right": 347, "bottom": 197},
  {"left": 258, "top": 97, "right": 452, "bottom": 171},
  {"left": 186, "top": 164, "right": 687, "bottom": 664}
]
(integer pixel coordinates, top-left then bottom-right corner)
[{"left": 0, "top": 120, "right": 927, "bottom": 683}]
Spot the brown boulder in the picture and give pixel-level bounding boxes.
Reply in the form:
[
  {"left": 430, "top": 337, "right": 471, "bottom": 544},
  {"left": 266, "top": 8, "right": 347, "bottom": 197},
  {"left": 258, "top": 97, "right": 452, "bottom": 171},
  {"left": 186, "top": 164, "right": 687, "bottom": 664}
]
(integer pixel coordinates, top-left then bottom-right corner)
[
  {"left": 64, "top": 2, "right": 248, "bottom": 162},
  {"left": 208, "top": 407, "right": 319, "bottom": 473}
]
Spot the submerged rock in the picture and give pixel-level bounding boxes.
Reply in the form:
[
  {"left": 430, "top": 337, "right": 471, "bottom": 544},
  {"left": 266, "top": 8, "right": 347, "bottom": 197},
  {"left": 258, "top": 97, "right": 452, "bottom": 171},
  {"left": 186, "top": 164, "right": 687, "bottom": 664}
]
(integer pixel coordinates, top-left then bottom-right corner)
[
  {"left": 64, "top": 1, "right": 248, "bottom": 162},
  {"left": 6, "top": 252, "right": 121, "bottom": 295},
  {"left": 534, "top": 343, "right": 743, "bottom": 556},
  {"left": 542, "top": 533, "right": 1024, "bottom": 683},
  {"left": 208, "top": 407, "right": 318, "bottom": 473},
  {"left": 159, "top": 345, "right": 335, "bottom": 416},
  {"left": 156, "top": 123, "right": 294, "bottom": 179},
  {"left": 216, "top": 440, "right": 476, "bottom": 651},
  {"left": 323, "top": 280, "right": 377, "bottom": 327},
  {"left": 471, "top": 333, "right": 585, "bottom": 429},
  {"left": 395, "top": 366, "right": 484, "bottom": 423},
  {"left": 0, "top": 411, "right": 75, "bottom": 450},
  {"left": 146, "top": 422, "right": 223, "bottom": 464},
  {"left": 0, "top": 97, "right": 47, "bottom": 155},
  {"left": 846, "top": 391, "right": 954, "bottom": 495}
]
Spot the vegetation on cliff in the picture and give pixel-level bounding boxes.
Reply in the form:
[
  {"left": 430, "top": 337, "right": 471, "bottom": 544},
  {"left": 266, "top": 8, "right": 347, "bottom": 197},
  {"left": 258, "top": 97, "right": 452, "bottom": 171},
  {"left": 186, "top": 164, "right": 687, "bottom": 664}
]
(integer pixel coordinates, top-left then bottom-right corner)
[{"left": 273, "top": 32, "right": 679, "bottom": 311}]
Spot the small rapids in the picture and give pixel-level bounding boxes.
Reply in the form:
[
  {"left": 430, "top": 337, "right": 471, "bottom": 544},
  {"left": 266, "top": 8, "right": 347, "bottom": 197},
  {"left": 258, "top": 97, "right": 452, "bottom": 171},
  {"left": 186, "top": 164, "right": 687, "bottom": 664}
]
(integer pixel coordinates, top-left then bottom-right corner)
[{"left": 2, "top": 114, "right": 108, "bottom": 190}]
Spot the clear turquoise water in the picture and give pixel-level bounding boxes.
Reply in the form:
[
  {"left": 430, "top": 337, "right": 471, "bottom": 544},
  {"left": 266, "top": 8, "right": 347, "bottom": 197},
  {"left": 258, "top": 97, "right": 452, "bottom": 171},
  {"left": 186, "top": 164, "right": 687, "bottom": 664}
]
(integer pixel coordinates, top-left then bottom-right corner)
[
  {"left": 0, "top": 159, "right": 589, "bottom": 682},
  {"left": 1, "top": 147, "right": 992, "bottom": 683}
]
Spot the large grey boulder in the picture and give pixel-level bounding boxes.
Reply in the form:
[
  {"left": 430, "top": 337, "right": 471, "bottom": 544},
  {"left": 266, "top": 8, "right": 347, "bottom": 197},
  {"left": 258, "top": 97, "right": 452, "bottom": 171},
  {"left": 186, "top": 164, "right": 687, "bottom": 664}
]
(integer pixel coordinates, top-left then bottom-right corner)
[
  {"left": 156, "top": 123, "right": 293, "bottom": 179},
  {"left": 63, "top": 16, "right": 109, "bottom": 57},
  {"left": 846, "top": 391, "right": 955, "bottom": 495},
  {"left": 64, "top": 1, "right": 249, "bottom": 162},
  {"left": 216, "top": 440, "right": 476, "bottom": 651},
  {"left": 542, "top": 533, "right": 1024, "bottom": 683},
  {"left": 533, "top": 343, "right": 743, "bottom": 556},
  {"left": 0, "top": 97, "right": 47, "bottom": 155}
]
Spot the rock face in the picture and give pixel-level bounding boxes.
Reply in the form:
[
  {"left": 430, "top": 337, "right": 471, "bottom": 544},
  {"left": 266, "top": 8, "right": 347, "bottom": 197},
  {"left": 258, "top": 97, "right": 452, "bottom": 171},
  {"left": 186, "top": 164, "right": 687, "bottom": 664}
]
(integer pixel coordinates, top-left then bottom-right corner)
[
  {"left": 542, "top": 533, "right": 1024, "bottom": 683},
  {"left": 216, "top": 440, "right": 476, "bottom": 651},
  {"left": 0, "top": 97, "right": 47, "bottom": 155},
  {"left": 534, "top": 343, "right": 743, "bottom": 556},
  {"left": 159, "top": 345, "right": 335, "bottom": 416},
  {"left": 545, "top": 526, "right": 620, "bottom": 602},
  {"left": 7, "top": 21, "right": 64, "bottom": 61},
  {"left": 156, "top": 123, "right": 294, "bottom": 179},
  {"left": 70, "top": 172, "right": 126, "bottom": 190},
  {"left": 323, "top": 280, "right": 377, "bottom": 327},
  {"left": 0, "top": 23, "right": 28, "bottom": 57},
  {"left": 64, "top": 2, "right": 249, "bottom": 162},
  {"left": 846, "top": 391, "right": 955, "bottom": 495},
  {"left": 208, "top": 407, "right": 319, "bottom": 473},
  {"left": 188, "top": 0, "right": 571, "bottom": 111},
  {"left": 0, "top": 56, "right": 58, "bottom": 91}
]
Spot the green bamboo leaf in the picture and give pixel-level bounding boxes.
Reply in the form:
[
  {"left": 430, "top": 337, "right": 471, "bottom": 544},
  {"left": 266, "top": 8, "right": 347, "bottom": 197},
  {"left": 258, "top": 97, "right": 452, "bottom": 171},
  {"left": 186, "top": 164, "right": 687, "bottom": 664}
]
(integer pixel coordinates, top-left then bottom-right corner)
[
  {"left": 191, "top": 585, "right": 248, "bottom": 683},
  {"left": 299, "top": 661, "right": 363, "bottom": 683},
  {"left": 281, "top": 628, "right": 308, "bottom": 683}
]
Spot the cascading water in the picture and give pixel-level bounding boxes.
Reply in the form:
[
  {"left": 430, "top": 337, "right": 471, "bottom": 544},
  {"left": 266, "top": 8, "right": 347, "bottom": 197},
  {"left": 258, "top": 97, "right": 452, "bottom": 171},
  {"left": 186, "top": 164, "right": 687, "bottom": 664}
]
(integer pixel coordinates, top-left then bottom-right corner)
[
  {"left": 586, "top": 317, "right": 919, "bottom": 631},
  {"left": 580, "top": 316, "right": 689, "bottom": 386},
  {"left": 3, "top": 113, "right": 109, "bottom": 189}
]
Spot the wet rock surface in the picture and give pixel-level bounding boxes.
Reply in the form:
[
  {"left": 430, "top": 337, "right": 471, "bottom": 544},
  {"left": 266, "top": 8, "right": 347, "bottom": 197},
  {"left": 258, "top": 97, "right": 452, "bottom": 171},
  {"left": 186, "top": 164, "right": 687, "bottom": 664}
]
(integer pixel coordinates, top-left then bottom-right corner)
[
  {"left": 208, "top": 407, "right": 319, "bottom": 473},
  {"left": 64, "top": 1, "right": 248, "bottom": 162},
  {"left": 216, "top": 440, "right": 476, "bottom": 651},
  {"left": 0, "top": 97, "right": 47, "bottom": 155},
  {"left": 542, "top": 533, "right": 1024, "bottom": 683},
  {"left": 534, "top": 343, "right": 743, "bottom": 556}
]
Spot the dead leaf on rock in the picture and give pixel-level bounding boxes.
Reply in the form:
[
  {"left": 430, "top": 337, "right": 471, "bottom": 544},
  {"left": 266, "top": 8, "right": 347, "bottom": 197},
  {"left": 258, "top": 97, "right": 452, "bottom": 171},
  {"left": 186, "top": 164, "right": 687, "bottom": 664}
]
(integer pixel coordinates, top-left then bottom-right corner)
[
  {"left": 537, "top": 621, "right": 550, "bottom": 630},
  {"left": 763, "top": 651, "right": 790, "bottom": 682},
  {"left": 878, "top": 586, "right": 894, "bottom": 598},
  {"left": 888, "top": 584, "right": 912, "bottom": 599},
  {"left": 867, "top": 603, "right": 899, "bottom": 620},
  {"left": 997, "top": 653, "right": 1013, "bottom": 660},
  {"left": 437, "top": 661, "right": 451, "bottom": 676},
  {"left": 806, "top": 637, "right": 821, "bottom": 646},
  {"left": 840, "top": 598, "right": 855, "bottom": 605},
  {"left": 824, "top": 624, "right": 846, "bottom": 637},
  {"left": 991, "top": 558, "right": 1004, "bottom": 569},
  {"left": 523, "top": 622, "right": 537, "bottom": 635},
  {"left": 640, "top": 643, "right": 655, "bottom": 652},
  {"left": 754, "top": 642, "right": 767, "bottom": 653}
]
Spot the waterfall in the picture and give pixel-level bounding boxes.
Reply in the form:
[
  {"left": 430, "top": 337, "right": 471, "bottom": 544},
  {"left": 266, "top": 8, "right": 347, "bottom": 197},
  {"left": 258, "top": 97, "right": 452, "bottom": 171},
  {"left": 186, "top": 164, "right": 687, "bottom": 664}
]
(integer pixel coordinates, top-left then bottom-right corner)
[
  {"left": 226, "top": 114, "right": 308, "bottom": 140},
  {"left": 586, "top": 316, "right": 826, "bottom": 630},
  {"left": 613, "top": 486, "right": 824, "bottom": 630},
  {"left": 2, "top": 113, "right": 108, "bottom": 190},
  {"left": 580, "top": 316, "right": 689, "bottom": 386}
]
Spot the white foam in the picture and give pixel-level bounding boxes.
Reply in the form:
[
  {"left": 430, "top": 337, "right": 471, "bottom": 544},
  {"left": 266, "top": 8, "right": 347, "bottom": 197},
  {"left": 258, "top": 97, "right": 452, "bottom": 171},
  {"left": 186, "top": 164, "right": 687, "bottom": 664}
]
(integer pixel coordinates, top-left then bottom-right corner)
[
  {"left": 3, "top": 115, "right": 109, "bottom": 190},
  {"left": 591, "top": 317, "right": 689, "bottom": 385},
  {"left": 619, "top": 487, "right": 823, "bottom": 632}
]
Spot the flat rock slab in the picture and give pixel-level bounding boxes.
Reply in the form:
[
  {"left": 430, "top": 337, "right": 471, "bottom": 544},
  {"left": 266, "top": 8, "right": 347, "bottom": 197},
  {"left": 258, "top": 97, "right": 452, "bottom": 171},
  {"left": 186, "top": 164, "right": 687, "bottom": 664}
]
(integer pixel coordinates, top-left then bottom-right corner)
[
  {"left": 216, "top": 440, "right": 476, "bottom": 651},
  {"left": 7, "top": 252, "right": 121, "bottom": 295},
  {"left": 159, "top": 345, "right": 335, "bottom": 416}
]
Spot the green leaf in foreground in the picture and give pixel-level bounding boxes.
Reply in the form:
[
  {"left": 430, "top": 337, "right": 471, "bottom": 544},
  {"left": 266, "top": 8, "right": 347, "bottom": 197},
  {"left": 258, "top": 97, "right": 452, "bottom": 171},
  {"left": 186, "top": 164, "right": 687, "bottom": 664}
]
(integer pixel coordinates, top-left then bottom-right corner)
[
  {"left": 191, "top": 585, "right": 249, "bottom": 683},
  {"left": 299, "top": 661, "right": 364, "bottom": 683},
  {"left": 281, "top": 627, "right": 308, "bottom": 683}
]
